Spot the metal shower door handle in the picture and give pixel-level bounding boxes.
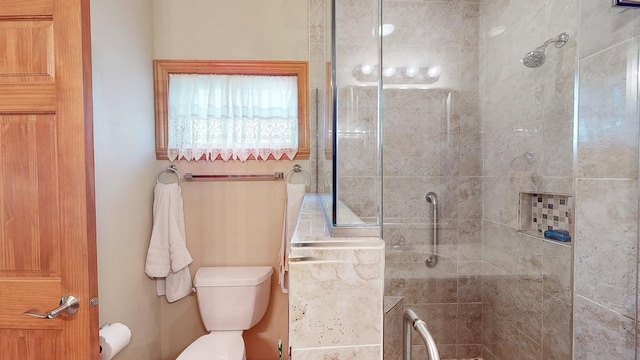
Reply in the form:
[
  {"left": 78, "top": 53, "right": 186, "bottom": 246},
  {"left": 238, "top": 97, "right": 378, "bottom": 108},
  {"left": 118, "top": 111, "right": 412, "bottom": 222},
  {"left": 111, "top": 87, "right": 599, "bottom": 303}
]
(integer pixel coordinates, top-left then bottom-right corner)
[
  {"left": 403, "top": 308, "right": 440, "bottom": 360},
  {"left": 23, "top": 295, "right": 80, "bottom": 319}
]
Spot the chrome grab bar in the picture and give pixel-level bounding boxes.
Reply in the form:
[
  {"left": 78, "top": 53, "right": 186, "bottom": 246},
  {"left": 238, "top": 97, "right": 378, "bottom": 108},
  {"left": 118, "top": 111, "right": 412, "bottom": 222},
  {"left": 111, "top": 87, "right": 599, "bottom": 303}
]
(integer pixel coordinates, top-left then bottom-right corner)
[
  {"left": 425, "top": 192, "right": 438, "bottom": 268},
  {"left": 403, "top": 309, "right": 440, "bottom": 360}
]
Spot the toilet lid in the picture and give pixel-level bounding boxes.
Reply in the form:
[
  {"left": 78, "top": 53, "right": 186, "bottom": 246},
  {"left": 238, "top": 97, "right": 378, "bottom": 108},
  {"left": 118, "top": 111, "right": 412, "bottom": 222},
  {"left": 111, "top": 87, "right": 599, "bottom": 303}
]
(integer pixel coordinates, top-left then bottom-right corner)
[{"left": 176, "top": 333, "right": 245, "bottom": 360}]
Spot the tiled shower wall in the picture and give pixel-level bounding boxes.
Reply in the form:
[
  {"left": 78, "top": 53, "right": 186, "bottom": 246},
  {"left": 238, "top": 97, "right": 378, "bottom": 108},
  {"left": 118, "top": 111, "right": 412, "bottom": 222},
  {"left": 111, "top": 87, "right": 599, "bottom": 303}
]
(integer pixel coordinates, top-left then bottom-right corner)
[
  {"left": 310, "top": 0, "right": 328, "bottom": 196},
  {"left": 334, "top": 0, "right": 380, "bottom": 222},
  {"left": 375, "top": 0, "right": 576, "bottom": 359},
  {"left": 383, "top": 89, "right": 484, "bottom": 360},
  {"left": 380, "top": 1, "right": 485, "bottom": 359},
  {"left": 573, "top": 1, "right": 640, "bottom": 358},
  {"left": 480, "top": 1, "right": 576, "bottom": 359}
]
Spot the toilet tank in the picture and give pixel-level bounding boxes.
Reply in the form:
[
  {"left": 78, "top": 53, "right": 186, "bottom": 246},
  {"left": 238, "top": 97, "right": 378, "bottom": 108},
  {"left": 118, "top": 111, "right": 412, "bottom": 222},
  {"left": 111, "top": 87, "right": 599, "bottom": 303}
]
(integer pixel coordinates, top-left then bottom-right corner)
[{"left": 194, "top": 266, "right": 273, "bottom": 331}]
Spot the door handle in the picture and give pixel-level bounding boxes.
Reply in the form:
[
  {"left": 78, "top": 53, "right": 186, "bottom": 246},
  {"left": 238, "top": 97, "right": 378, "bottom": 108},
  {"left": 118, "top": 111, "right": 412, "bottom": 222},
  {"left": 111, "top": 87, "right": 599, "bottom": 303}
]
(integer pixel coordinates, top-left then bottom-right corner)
[{"left": 23, "top": 295, "right": 80, "bottom": 319}]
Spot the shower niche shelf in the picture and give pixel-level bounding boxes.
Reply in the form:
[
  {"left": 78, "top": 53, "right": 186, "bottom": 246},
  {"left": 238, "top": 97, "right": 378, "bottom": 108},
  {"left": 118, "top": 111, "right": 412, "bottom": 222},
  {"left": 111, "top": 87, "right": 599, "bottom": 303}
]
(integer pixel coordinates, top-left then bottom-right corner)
[{"left": 518, "top": 192, "right": 573, "bottom": 243}]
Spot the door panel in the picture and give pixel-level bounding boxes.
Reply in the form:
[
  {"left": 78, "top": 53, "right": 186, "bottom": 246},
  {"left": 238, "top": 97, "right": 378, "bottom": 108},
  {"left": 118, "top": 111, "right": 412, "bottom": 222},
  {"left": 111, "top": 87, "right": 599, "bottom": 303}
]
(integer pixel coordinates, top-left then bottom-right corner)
[
  {"left": 0, "top": 20, "right": 54, "bottom": 76},
  {"left": 0, "top": 19, "right": 55, "bottom": 111},
  {"left": 0, "top": 2, "right": 53, "bottom": 17},
  {"left": 0, "top": 279, "right": 60, "bottom": 329},
  {"left": 0, "top": 329, "right": 62, "bottom": 358},
  {"left": 0, "top": 115, "right": 59, "bottom": 273},
  {"left": 0, "top": 85, "right": 55, "bottom": 112},
  {"left": 0, "top": 0, "right": 97, "bottom": 359}
]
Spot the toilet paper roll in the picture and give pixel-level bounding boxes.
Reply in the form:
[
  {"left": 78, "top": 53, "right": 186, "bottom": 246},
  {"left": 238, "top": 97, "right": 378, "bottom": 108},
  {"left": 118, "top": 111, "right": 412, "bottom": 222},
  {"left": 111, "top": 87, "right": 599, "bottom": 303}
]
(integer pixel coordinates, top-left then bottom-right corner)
[{"left": 99, "top": 323, "right": 131, "bottom": 360}]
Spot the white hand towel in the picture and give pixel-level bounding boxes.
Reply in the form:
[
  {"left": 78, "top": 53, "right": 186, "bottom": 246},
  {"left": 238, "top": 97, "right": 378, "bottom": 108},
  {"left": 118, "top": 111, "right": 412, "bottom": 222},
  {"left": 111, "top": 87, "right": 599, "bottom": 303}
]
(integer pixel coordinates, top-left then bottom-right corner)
[
  {"left": 278, "top": 183, "right": 306, "bottom": 293},
  {"left": 145, "top": 183, "right": 193, "bottom": 303}
]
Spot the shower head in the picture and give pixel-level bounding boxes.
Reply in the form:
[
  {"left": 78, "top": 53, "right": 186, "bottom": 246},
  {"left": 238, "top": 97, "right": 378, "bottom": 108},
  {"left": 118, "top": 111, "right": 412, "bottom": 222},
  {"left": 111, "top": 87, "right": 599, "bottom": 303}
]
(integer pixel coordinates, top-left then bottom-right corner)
[
  {"left": 522, "top": 49, "right": 547, "bottom": 68},
  {"left": 521, "top": 32, "right": 569, "bottom": 68}
]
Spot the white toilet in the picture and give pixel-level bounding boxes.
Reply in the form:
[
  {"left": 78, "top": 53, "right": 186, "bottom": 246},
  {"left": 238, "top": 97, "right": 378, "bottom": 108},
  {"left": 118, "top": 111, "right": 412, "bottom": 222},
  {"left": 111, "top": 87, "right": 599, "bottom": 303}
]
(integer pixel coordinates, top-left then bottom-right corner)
[{"left": 176, "top": 266, "right": 274, "bottom": 360}]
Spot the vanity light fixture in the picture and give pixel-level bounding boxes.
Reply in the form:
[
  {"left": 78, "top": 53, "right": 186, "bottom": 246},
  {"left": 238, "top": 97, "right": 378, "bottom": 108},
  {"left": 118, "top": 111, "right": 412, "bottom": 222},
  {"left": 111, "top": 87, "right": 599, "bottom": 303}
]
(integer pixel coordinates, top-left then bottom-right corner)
[{"left": 352, "top": 64, "right": 442, "bottom": 85}]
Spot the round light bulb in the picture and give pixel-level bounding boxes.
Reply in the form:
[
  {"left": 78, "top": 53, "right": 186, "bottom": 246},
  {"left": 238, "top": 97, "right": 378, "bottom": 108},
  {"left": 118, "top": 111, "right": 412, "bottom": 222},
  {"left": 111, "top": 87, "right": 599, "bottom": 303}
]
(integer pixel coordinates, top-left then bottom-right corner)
[
  {"left": 381, "top": 24, "right": 395, "bottom": 36},
  {"left": 427, "top": 66, "right": 441, "bottom": 78},
  {"left": 404, "top": 66, "right": 420, "bottom": 78},
  {"left": 374, "top": 24, "right": 396, "bottom": 37},
  {"left": 383, "top": 66, "right": 397, "bottom": 77},
  {"left": 361, "top": 64, "right": 374, "bottom": 75},
  {"left": 488, "top": 25, "right": 506, "bottom": 38}
]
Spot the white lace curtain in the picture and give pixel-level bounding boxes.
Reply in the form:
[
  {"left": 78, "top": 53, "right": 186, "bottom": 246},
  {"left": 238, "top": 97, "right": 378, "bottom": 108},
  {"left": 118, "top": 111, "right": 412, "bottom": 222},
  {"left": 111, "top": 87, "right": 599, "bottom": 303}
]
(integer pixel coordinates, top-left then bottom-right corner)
[{"left": 167, "top": 74, "right": 299, "bottom": 162}]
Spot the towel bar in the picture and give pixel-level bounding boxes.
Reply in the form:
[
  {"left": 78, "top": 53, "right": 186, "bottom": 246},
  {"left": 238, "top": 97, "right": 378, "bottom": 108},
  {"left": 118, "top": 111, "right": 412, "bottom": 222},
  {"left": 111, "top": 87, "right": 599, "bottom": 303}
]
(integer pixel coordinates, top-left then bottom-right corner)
[
  {"left": 159, "top": 165, "right": 309, "bottom": 183},
  {"left": 184, "top": 172, "right": 284, "bottom": 181}
]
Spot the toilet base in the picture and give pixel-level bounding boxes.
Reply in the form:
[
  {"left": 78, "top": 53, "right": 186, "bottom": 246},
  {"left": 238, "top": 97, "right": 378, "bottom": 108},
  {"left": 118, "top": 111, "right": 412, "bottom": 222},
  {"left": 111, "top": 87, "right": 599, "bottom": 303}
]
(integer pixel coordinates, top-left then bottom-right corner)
[{"left": 176, "top": 331, "right": 246, "bottom": 360}]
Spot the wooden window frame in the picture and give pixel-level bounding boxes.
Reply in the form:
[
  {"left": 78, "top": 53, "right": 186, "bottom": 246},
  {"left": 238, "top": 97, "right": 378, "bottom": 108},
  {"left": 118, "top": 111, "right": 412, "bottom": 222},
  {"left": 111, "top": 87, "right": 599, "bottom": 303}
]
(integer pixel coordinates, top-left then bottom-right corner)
[{"left": 153, "top": 59, "right": 310, "bottom": 161}]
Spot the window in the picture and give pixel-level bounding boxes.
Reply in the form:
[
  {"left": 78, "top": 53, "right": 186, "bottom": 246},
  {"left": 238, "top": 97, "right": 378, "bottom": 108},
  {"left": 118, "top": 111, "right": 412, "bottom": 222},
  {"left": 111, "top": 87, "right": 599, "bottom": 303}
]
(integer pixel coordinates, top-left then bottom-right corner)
[
  {"left": 168, "top": 73, "right": 298, "bottom": 161},
  {"left": 154, "top": 60, "right": 309, "bottom": 161}
]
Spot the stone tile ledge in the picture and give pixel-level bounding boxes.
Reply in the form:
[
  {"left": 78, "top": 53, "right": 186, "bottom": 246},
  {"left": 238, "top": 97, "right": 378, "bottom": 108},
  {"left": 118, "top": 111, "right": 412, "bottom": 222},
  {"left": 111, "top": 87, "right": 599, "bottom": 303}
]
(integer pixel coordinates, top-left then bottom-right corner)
[{"left": 292, "top": 194, "right": 384, "bottom": 248}]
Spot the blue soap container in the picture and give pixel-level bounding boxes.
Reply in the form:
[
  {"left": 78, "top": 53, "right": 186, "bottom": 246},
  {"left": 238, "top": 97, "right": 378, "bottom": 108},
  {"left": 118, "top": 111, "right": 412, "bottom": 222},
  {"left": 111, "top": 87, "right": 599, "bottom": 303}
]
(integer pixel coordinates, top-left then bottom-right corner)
[{"left": 543, "top": 229, "right": 571, "bottom": 242}]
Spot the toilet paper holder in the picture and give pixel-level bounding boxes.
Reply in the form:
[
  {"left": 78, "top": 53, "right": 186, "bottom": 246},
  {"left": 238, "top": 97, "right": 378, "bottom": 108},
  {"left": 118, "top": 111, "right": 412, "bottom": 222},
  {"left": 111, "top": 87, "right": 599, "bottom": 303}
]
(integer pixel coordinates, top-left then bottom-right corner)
[{"left": 99, "top": 322, "right": 132, "bottom": 359}]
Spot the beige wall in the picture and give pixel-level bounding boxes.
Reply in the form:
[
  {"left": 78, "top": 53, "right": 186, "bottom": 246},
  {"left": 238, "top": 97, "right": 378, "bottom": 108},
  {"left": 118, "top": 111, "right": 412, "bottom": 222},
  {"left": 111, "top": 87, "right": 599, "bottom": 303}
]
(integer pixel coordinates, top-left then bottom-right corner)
[
  {"left": 153, "top": 0, "right": 308, "bottom": 61},
  {"left": 157, "top": 162, "right": 295, "bottom": 360},
  {"left": 91, "top": 0, "right": 162, "bottom": 358},
  {"left": 152, "top": 1, "right": 310, "bottom": 359}
]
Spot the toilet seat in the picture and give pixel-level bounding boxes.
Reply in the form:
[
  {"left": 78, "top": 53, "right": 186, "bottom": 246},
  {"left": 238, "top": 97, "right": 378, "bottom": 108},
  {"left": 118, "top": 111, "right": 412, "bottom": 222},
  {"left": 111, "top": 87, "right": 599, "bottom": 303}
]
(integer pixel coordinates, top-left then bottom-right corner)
[{"left": 176, "top": 332, "right": 246, "bottom": 360}]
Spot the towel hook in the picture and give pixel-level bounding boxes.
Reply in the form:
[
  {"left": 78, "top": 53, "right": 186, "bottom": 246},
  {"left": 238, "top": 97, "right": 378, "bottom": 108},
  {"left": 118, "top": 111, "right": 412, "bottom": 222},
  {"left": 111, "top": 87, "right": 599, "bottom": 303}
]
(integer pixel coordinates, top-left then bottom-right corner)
[
  {"left": 156, "top": 165, "right": 181, "bottom": 184},
  {"left": 285, "top": 164, "right": 311, "bottom": 187}
]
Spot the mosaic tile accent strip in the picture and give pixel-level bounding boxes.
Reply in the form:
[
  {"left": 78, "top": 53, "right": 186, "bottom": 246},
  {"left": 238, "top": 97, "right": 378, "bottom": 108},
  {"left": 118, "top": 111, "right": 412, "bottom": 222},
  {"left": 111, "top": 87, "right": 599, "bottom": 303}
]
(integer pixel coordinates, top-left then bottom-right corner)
[{"left": 531, "top": 193, "right": 571, "bottom": 233}]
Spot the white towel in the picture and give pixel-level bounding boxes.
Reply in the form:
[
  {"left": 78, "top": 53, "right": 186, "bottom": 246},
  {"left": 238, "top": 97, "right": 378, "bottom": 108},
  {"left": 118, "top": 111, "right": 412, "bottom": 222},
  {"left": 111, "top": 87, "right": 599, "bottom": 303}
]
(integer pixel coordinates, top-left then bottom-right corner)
[
  {"left": 278, "top": 183, "right": 306, "bottom": 293},
  {"left": 145, "top": 183, "right": 193, "bottom": 303}
]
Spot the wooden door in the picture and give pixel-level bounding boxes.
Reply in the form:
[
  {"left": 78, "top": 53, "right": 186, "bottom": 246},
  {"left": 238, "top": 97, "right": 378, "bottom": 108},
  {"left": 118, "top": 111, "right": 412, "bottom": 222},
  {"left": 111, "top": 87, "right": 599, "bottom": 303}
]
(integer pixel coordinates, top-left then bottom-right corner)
[{"left": 0, "top": 0, "right": 98, "bottom": 359}]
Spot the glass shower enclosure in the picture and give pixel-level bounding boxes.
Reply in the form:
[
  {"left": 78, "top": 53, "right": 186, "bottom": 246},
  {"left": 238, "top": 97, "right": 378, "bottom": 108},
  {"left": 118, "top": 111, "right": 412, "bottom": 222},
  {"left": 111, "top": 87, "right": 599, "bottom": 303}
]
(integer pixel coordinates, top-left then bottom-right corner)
[
  {"left": 318, "top": 0, "right": 640, "bottom": 359},
  {"left": 318, "top": 0, "right": 383, "bottom": 237}
]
